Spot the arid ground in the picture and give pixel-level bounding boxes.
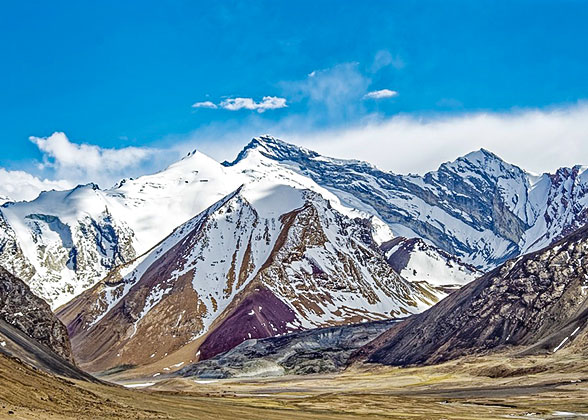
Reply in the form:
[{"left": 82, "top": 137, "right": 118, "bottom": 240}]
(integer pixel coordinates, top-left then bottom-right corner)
[{"left": 2, "top": 349, "right": 588, "bottom": 420}]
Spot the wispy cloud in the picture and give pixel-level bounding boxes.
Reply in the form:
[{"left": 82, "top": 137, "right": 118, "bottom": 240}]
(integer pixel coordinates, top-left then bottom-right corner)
[
  {"left": 371, "top": 50, "right": 405, "bottom": 72},
  {"left": 282, "top": 62, "right": 371, "bottom": 120},
  {"left": 363, "top": 89, "right": 398, "bottom": 100},
  {"left": 192, "top": 101, "right": 218, "bottom": 109},
  {"left": 220, "top": 96, "right": 287, "bottom": 112}
]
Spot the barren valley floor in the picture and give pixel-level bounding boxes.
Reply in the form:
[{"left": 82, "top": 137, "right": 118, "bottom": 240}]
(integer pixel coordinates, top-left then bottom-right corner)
[{"left": 2, "top": 351, "right": 588, "bottom": 420}]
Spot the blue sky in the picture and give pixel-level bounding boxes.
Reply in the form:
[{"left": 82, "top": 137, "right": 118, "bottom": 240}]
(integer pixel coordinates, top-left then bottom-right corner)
[{"left": 1, "top": 1, "right": 588, "bottom": 199}]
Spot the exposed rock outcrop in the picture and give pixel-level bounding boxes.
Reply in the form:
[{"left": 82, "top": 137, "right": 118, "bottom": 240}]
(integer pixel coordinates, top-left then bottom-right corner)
[
  {"left": 0, "top": 266, "right": 74, "bottom": 363},
  {"left": 180, "top": 319, "right": 395, "bottom": 378}
]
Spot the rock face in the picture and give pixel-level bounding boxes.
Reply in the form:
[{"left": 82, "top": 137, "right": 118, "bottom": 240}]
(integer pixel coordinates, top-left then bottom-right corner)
[
  {"left": 0, "top": 189, "right": 136, "bottom": 308},
  {"left": 0, "top": 266, "right": 74, "bottom": 363},
  {"left": 357, "top": 225, "right": 588, "bottom": 366},
  {"left": 381, "top": 237, "right": 480, "bottom": 288},
  {"left": 58, "top": 185, "right": 442, "bottom": 372},
  {"left": 226, "top": 137, "right": 588, "bottom": 270},
  {"left": 180, "top": 320, "right": 396, "bottom": 379}
]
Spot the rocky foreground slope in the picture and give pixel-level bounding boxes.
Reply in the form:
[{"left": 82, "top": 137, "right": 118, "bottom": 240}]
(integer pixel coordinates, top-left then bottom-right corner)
[
  {"left": 0, "top": 266, "right": 73, "bottom": 363},
  {"left": 0, "top": 267, "right": 99, "bottom": 382},
  {"left": 356, "top": 224, "right": 588, "bottom": 366}
]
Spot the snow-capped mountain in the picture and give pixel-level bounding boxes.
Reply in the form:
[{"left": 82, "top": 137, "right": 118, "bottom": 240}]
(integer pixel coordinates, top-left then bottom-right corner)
[
  {"left": 58, "top": 184, "right": 441, "bottom": 372},
  {"left": 227, "top": 137, "right": 588, "bottom": 269},
  {"left": 2, "top": 135, "right": 588, "bottom": 309},
  {"left": 0, "top": 144, "right": 392, "bottom": 308}
]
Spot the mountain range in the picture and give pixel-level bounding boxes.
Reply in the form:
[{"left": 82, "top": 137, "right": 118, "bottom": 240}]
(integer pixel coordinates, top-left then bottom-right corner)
[
  {"left": 356, "top": 223, "right": 588, "bottom": 366},
  {"left": 2, "top": 136, "right": 588, "bottom": 419},
  {"left": 2, "top": 136, "right": 588, "bottom": 374},
  {"left": 3, "top": 137, "right": 588, "bottom": 308}
]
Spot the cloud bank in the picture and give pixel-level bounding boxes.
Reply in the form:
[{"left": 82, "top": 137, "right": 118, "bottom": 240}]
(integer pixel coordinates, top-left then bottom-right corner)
[
  {"left": 0, "top": 169, "right": 73, "bottom": 203},
  {"left": 284, "top": 103, "right": 588, "bottom": 175},
  {"left": 5, "top": 103, "right": 588, "bottom": 204}
]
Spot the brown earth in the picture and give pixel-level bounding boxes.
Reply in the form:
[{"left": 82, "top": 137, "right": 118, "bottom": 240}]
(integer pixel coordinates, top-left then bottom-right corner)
[{"left": 2, "top": 348, "right": 588, "bottom": 420}]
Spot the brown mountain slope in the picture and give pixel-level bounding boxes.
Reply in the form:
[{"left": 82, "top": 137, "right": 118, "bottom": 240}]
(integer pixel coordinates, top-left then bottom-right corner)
[
  {"left": 357, "top": 224, "right": 588, "bottom": 366},
  {"left": 58, "top": 187, "right": 442, "bottom": 373}
]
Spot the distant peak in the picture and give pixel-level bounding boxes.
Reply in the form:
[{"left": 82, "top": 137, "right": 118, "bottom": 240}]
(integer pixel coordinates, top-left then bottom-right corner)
[
  {"left": 435, "top": 147, "right": 525, "bottom": 179},
  {"left": 184, "top": 148, "right": 199, "bottom": 158},
  {"left": 442, "top": 148, "right": 508, "bottom": 169},
  {"left": 461, "top": 148, "right": 501, "bottom": 163},
  {"left": 180, "top": 148, "right": 208, "bottom": 161},
  {"left": 73, "top": 182, "right": 100, "bottom": 191},
  {"left": 65, "top": 182, "right": 100, "bottom": 197},
  {"left": 222, "top": 135, "right": 315, "bottom": 167},
  {"left": 165, "top": 149, "right": 220, "bottom": 171}
]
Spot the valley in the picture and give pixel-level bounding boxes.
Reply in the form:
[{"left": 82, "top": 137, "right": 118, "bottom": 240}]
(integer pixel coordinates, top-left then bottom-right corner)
[{"left": 2, "top": 350, "right": 588, "bottom": 419}]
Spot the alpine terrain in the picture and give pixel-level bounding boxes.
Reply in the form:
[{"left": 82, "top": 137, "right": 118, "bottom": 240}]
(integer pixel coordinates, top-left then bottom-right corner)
[{"left": 58, "top": 182, "right": 440, "bottom": 372}]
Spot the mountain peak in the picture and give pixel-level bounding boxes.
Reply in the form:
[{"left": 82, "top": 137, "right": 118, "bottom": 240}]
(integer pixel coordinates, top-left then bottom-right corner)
[
  {"left": 161, "top": 148, "right": 223, "bottom": 175},
  {"left": 222, "top": 135, "right": 316, "bottom": 167},
  {"left": 461, "top": 148, "right": 502, "bottom": 164},
  {"left": 436, "top": 147, "right": 524, "bottom": 180}
]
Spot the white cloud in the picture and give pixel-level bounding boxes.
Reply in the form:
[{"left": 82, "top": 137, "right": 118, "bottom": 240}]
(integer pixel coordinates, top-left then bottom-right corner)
[
  {"left": 11, "top": 102, "right": 588, "bottom": 206},
  {"left": 0, "top": 169, "right": 73, "bottom": 203},
  {"left": 29, "top": 132, "right": 175, "bottom": 189},
  {"left": 192, "top": 96, "right": 287, "bottom": 113},
  {"left": 283, "top": 103, "right": 588, "bottom": 175},
  {"left": 363, "top": 89, "right": 398, "bottom": 100},
  {"left": 219, "top": 96, "right": 287, "bottom": 113},
  {"left": 192, "top": 101, "right": 218, "bottom": 109}
]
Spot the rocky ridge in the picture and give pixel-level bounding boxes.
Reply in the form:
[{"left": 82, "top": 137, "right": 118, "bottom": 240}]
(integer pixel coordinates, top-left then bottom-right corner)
[
  {"left": 356, "top": 224, "right": 588, "bottom": 366},
  {"left": 227, "top": 137, "right": 588, "bottom": 270},
  {"left": 180, "top": 319, "right": 396, "bottom": 378}
]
